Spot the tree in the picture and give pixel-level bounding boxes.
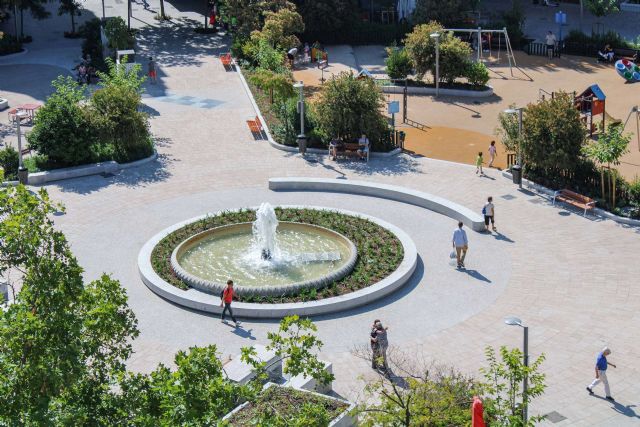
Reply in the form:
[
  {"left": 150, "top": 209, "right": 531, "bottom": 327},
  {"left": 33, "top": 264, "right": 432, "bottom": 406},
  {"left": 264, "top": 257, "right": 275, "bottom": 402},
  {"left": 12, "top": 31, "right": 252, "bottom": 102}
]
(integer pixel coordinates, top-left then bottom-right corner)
[
  {"left": 104, "top": 16, "right": 134, "bottom": 50},
  {"left": 481, "top": 346, "right": 546, "bottom": 426},
  {"left": 412, "top": 0, "right": 477, "bottom": 26},
  {"left": 582, "top": 123, "right": 630, "bottom": 208},
  {"left": 225, "top": 0, "right": 296, "bottom": 36},
  {"left": 249, "top": 67, "right": 294, "bottom": 103},
  {"left": 242, "top": 315, "right": 334, "bottom": 386},
  {"left": 521, "top": 92, "right": 586, "bottom": 174},
  {"left": 293, "top": 0, "right": 357, "bottom": 34},
  {"left": 314, "top": 71, "right": 390, "bottom": 151},
  {"left": 496, "top": 104, "right": 523, "bottom": 155},
  {"left": 0, "top": 186, "right": 139, "bottom": 424},
  {"left": 584, "top": 0, "right": 618, "bottom": 18},
  {"left": 27, "top": 76, "right": 98, "bottom": 167},
  {"left": 354, "top": 347, "right": 483, "bottom": 426},
  {"left": 403, "top": 22, "right": 472, "bottom": 84},
  {"left": 58, "top": 0, "right": 83, "bottom": 34},
  {"left": 253, "top": 7, "right": 304, "bottom": 50},
  {"left": 385, "top": 46, "right": 413, "bottom": 80}
]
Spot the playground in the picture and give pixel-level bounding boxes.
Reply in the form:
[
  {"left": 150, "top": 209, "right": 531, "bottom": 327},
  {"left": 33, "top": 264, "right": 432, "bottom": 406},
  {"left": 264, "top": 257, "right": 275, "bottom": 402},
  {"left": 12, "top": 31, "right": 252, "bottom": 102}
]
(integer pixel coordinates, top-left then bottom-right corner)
[{"left": 293, "top": 46, "right": 640, "bottom": 180}]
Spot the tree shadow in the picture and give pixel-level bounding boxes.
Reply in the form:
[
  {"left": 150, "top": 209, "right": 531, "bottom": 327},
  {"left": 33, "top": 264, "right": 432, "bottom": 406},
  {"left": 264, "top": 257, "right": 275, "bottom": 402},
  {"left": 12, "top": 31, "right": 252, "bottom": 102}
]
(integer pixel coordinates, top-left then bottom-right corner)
[{"left": 51, "top": 139, "right": 176, "bottom": 194}]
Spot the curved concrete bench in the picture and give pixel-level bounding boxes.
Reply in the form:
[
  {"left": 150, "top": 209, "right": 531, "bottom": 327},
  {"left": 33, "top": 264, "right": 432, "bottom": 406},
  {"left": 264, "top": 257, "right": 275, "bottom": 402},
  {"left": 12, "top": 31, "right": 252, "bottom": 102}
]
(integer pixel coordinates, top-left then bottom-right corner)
[
  {"left": 269, "top": 177, "right": 485, "bottom": 232},
  {"left": 138, "top": 206, "right": 417, "bottom": 318}
]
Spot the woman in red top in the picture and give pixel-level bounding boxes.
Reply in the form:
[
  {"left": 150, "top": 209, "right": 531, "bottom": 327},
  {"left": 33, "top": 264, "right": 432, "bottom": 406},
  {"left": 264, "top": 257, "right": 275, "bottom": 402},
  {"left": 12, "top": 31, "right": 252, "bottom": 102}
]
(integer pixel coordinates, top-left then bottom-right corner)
[{"left": 220, "top": 280, "right": 238, "bottom": 325}]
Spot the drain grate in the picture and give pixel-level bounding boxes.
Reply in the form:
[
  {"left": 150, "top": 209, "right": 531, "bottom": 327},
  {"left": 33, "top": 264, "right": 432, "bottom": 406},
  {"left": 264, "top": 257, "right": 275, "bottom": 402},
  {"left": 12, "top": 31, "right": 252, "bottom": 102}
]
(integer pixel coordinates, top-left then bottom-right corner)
[
  {"left": 544, "top": 411, "right": 567, "bottom": 423},
  {"left": 501, "top": 194, "right": 516, "bottom": 200}
]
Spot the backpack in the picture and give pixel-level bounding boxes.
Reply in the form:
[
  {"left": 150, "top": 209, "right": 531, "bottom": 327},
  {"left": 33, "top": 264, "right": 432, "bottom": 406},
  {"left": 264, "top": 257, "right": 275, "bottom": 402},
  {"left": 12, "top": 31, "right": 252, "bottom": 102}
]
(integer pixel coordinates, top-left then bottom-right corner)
[
  {"left": 220, "top": 289, "right": 225, "bottom": 300},
  {"left": 482, "top": 205, "right": 486, "bottom": 215}
]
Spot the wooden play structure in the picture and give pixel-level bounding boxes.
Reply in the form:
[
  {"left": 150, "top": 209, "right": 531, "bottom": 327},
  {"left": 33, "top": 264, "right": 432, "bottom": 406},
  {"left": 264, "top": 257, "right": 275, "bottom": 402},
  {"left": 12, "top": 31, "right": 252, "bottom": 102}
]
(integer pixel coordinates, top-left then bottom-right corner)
[{"left": 574, "top": 84, "right": 606, "bottom": 136}]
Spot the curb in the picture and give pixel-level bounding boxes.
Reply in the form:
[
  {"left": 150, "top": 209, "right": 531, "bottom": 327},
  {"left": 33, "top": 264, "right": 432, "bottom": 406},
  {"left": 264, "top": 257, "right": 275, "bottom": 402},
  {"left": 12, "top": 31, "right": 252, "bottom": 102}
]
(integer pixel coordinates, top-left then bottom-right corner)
[
  {"left": 0, "top": 48, "right": 29, "bottom": 60},
  {"left": 500, "top": 170, "right": 640, "bottom": 227},
  {"left": 381, "top": 84, "right": 494, "bottom": 98},
  {"left": 137, "top": 206, "right": 418, "bottom": 318},
  {"left": 269, "top": 177, "right": 486, "bottom": 232},
  {"left": 27, "top": 150, "right": 158, "bottom": 185},
  {"left": 235, "top": 61, "right": 401, "bottom": 159}
]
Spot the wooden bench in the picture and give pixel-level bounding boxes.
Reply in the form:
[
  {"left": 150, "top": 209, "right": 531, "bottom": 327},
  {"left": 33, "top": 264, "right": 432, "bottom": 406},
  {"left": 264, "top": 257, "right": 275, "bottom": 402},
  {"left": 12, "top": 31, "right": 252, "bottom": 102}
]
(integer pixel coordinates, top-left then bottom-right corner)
[
  {"left": 220, "top": 53, "right": 234, "bottom": 70},
  {"left": 246, "top": 116, "right": 264, "bottom": 138},
  {"left": 332, "top": 142, "right": 368, "bottom": 162},
  {"left": 552, "top": 189, "right": 596, "bottom": 216}
]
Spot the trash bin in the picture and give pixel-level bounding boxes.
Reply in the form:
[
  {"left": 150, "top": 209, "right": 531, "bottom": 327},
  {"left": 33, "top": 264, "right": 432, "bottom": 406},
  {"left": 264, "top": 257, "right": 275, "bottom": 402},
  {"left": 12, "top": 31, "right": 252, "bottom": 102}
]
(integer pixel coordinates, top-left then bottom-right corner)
[{"left": 511, "top": 164, "right": 522, "bottom": 185}]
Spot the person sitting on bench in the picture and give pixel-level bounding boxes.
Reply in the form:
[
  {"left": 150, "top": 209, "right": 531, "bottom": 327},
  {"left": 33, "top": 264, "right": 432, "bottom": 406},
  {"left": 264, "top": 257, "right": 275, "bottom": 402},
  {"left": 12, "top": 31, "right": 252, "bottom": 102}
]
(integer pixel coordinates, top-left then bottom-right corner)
[
  {"left": 598, "top": 44, "right": 614, "bottom": 62},
  {"left": 329, "top": 136, "right": 343, "bottom": 161},
  {"left": 358, "top": 134, "right": 370, "bottom": 161}
]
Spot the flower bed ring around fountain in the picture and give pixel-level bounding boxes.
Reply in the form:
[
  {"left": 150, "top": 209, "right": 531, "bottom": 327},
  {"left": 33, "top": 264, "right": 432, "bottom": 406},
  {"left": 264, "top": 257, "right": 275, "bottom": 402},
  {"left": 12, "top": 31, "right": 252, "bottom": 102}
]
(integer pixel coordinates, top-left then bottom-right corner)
[{"left": 170, "top": 222, "right": 358, "bottom": 297}]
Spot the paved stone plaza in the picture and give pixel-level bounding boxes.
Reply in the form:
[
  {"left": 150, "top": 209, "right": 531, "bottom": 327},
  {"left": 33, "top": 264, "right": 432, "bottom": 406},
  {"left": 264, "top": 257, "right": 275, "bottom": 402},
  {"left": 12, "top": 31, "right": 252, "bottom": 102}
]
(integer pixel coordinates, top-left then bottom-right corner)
[{"left": 1, "top": 2, "right": 640, "bottom": 425}]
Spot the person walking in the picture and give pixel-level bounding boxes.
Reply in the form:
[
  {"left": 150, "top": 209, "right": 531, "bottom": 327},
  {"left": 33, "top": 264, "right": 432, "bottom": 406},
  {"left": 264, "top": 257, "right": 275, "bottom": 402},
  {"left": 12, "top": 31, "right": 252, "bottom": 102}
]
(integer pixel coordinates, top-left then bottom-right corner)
[
  {"left": 372, "top": 320, "right": 389, "bottom": 373},
  {"left": 587, "top": 347, "right": 616, "bottom": 400},
  {"left": 148, "top": 57, "right": 157, "bottom": 84},
  {"left": 483, "top": 196, "right": 496, "bottom": 232},
  {"left": 545, "top": 30, "right": 557, "bottom": 60},
  {"left": 370, "top": 319, "right": 380, "bottom": 369},
  {"left": 452, "top": 221, "right": 468, "bottom": 268},
  {"left": 488, "top": 140, "right": 497, "bottom": 168},
  {"left": 220, "top": 280, "right": 239, "bottom": 326},
  {"left": 475, "top": 151, "right": 484, "bottom": 175}
]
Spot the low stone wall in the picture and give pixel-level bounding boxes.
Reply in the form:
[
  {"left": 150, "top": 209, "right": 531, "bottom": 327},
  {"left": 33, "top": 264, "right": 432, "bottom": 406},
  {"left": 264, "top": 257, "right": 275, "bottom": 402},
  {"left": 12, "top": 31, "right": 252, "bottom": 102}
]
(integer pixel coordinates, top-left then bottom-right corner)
[
  {"left": 269, "top": 177, "right": 486, "bottom": 232},
  {"left": 382, "top": 84, "right": 494, "bottom": 98},
  {"left": 27, "top": 151, "right": 158, "bottom": 185}
]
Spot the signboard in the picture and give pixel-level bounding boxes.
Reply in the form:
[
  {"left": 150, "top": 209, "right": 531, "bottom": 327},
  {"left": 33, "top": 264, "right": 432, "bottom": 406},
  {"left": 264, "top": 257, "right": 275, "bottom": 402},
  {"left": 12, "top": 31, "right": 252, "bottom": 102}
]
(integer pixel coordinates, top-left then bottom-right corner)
[{"left": 388, "top": 101, "right": 400, "bottom": 114}]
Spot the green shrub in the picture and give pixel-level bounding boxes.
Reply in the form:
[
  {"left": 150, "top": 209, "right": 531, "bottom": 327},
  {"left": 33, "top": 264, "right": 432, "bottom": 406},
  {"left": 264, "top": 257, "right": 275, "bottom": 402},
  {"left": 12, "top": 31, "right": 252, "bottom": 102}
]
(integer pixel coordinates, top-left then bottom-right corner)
[
  {"left": 466, "top": 61, "right": 489, "bottom": 87},
  {"left": 564, "top": 29, "right": 637, "bottom": 49},
  {"left": 104, "top": 16, "right": 134, "bottom": 50},
  {"left": 27, "top": 76, "right": 99, "bottom": 167},
  {"left": 628, "top": 179, "right": 640, "bottom": 207},
  {"left": 0, "top": 33, "right": 22, "bottom": 55},
  {"left": 0, "top": 147, "right": 19, "bottom": 180},
  {"left": 385, "top": 47, "right": 413, "bottom": 80}
]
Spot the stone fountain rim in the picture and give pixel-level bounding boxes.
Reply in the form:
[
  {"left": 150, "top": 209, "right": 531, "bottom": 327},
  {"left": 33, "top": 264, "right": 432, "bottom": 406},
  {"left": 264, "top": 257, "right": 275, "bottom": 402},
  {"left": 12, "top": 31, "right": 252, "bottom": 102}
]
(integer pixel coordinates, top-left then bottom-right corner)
[{"left": 169, "top": 221, "right": 358, "bottom": 297}]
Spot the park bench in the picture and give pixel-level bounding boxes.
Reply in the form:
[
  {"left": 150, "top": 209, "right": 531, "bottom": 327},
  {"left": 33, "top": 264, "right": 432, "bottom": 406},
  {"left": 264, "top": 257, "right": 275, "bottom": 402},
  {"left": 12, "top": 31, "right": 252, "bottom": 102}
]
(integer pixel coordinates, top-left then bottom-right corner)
[
  {"left": 333, "top": 142, "right": 368, "bottom": 162},
  {"left": 246, "top": 116, "right": 264, "bottom": 139},
  {"left": 552, "top": 189, "right": 596, "bottom": 216},
  {"left": 220, "top": 53, "right": 234, "bottom": 70}
]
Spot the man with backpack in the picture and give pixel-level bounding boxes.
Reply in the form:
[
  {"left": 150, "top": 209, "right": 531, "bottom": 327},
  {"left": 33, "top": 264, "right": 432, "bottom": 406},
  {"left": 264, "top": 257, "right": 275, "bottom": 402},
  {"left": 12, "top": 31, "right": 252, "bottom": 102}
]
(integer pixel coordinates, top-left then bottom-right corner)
[
  {"left": 483, "top": 196, "right": 496, "bottom": 233},
  {"left": 220, "top": 280, "right": 239, "bottom": 326}
]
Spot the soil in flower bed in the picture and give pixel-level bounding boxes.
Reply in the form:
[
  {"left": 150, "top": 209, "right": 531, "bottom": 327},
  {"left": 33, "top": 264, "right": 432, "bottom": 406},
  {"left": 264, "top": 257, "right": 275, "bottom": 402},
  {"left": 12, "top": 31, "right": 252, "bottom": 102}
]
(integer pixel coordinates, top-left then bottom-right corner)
[
  {"left": 151, "top": 208, "right": 404, "bottom": 303},
  {"left": 227, "top": 386, "right": 348, "bottom": 426}
]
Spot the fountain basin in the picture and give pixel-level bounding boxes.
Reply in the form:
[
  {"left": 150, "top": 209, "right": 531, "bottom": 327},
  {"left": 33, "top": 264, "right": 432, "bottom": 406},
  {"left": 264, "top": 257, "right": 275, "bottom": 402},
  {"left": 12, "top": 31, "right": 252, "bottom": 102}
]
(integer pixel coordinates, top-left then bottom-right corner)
[{"left": 170, "top": 222, "right": 358, "bottom": 297}]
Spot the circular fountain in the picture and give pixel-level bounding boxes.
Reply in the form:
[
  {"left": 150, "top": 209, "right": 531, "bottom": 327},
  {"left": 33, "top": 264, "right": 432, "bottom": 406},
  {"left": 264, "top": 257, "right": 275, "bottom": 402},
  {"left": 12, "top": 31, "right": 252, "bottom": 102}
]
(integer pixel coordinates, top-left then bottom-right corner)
[{"left": 170, "top": 203, "right": 358, "bottom": 297}]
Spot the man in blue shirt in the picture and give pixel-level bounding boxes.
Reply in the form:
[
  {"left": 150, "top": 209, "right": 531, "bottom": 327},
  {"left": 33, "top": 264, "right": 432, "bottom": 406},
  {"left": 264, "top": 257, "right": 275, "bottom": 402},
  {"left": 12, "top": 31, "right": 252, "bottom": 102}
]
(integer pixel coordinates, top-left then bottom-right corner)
[{"left": 586, "top": 347, "right": 616, "bottom": 401}]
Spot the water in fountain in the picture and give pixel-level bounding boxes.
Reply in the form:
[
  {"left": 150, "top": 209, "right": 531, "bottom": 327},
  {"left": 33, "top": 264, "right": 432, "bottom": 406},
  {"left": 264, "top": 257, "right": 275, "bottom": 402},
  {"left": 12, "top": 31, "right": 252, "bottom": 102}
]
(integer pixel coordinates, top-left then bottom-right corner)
[{"left": 253, "top": 203, "right": 279, "bottom": 260}]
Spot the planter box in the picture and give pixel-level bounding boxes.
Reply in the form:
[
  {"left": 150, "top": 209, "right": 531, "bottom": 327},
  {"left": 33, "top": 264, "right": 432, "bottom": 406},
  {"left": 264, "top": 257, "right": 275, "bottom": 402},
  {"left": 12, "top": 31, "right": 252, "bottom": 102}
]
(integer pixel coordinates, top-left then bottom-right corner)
[
  {"left": 381, "top": 84, "right": 493, "bottom": 97},
  {"left": 224, "top": 344, "right": 282, "bottom": 384},
  {"left": 284, "top": 360, "right": 333, "bottom": 394},
  {"left": 222, "top": 383, "right": 356, "bottom": 426},
  {"left": 0, "top": 98, "right": 8, "bottom": 111},
  {"left": 621, "top": 2, "right": 640, "bottom": 12}
]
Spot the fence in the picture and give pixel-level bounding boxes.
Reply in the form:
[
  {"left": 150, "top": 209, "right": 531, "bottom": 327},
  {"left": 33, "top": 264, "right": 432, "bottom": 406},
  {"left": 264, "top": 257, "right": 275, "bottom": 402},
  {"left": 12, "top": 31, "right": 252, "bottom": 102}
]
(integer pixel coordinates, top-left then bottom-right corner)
[{"left": 523, "top": 42, "right": 561, "bottom": 57}]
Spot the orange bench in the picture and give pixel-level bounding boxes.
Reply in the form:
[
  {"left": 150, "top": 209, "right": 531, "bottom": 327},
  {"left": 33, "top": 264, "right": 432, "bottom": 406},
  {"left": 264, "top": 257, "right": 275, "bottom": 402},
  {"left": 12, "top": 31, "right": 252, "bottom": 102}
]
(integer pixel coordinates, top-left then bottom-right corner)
[
  {"left": 552, "top": 189, "right": 596, "bottom": 216},
  {"left": 246, "top": 116, "right": 264, "bottom": 138},
  {"left": 220, "top": 53, "right": 233, "bottom": 70}
]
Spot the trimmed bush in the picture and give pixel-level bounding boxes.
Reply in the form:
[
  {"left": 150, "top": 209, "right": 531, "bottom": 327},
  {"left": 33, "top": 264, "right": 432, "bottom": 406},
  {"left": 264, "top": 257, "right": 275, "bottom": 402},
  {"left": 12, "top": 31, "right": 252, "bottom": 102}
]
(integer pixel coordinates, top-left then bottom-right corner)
[
  {"left": 385, "top": 47, "right": 413, "bottom": 80},
  {"left": 0, "top": 33, "right": 22, "bottom": 55},
  {"left": 0, "top": 147, "right": 19, "bottom": 180},
  {"left": 466, "top": 61, "right": 489, "bottom": 87}
]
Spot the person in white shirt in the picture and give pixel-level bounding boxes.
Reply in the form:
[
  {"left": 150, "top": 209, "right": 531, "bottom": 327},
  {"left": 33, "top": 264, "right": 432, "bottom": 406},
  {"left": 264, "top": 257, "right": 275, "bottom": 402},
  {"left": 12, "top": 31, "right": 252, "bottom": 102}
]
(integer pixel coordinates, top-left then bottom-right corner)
[
  {"left": 488, "top": 140, "right": 497, "bottom": 168},
  {"left": 287, "top": 47, "right": 298, "bottom": 68},
  {"left": 545, "top": 31, "right": 557, "bottom": 60},
  {"left": 358, "top": 134, "right": 370, "bottom": 161},
  {"left": 483, "top": 196, "right": 496, "bottom": 232},
  {"left": 452, "top": 221, "right": 468, "bottom": 268}
]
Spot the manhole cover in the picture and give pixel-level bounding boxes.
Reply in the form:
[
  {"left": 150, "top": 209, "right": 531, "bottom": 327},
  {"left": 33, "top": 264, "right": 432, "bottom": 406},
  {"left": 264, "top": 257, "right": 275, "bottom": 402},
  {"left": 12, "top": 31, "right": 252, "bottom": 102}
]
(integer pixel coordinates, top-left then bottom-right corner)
[
  {"left": 501, "top": 194, "right": 516, "bottom": 200},
  {"left": 545, "top": 411, "right": 567, "bottom": 423}
]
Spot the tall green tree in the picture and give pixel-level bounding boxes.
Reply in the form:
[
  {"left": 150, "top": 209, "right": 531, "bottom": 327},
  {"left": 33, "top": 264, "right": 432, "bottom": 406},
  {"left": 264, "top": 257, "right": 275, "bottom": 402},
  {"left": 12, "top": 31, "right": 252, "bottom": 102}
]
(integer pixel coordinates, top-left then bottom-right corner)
[
  {"left": 0, "top": 186, "right": 139, "bottom": 424},
  {"left": 582, "top": 123, "right": 630, "bottom": 207},
  {"left": 252, "top": 7, "right": 304, "bottom": 50},
  {"left": 225, "top": 0, "right": 295, "bottom": 36},
  {"left": 584, "top": 0, "right": 619, "bottom": 18}
]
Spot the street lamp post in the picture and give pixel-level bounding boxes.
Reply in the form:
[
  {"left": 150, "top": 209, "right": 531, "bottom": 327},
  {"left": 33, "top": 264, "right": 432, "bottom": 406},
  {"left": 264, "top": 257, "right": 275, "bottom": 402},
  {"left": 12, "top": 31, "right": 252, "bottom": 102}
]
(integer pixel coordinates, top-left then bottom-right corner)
[
  {"left": 15, "top": 111, "right": 29, "bottom": 185},
  {"left": 504, "top": 316, "right": 529, "bottom": 425},
  {"left": 293, "top": 81, "right": 306, "bottom": 155},
  {"left": 504, "top": 107, "right": 524, "bottom": 189},
  {"left": 430, "top": 32, "right": 440, "bottom": 97}
]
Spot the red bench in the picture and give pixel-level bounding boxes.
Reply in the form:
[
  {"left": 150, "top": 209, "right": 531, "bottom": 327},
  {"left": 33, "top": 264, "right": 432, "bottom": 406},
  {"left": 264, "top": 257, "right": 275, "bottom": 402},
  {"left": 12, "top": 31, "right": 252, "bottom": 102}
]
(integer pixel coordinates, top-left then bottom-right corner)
[
  {"left": 246, "top": 116, "right": 264, "bottom": 138},
  {"left": 220, "top": 53, "right": 233, "bottom": 70}
]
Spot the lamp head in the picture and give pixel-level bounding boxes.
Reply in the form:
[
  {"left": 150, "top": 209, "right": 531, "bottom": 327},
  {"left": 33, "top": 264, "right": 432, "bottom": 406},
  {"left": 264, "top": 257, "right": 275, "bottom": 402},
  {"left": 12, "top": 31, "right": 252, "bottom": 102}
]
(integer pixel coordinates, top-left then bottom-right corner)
[
  {"left": 503, "top": 108, "right": 518, "bottom": 115},
  {"left": 504, "top": 316, "right": 523, "bottom": 326},
  {"left": 430, "top": 32, "right": 440, "bottom": 40}
]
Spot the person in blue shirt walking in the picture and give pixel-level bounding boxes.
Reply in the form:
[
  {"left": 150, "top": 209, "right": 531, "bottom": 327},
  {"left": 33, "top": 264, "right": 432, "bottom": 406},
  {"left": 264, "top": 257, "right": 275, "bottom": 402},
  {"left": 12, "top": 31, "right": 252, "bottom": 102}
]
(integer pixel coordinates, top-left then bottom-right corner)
[{"left": 586, "top": 347, "right": 617, "bottom": 401}]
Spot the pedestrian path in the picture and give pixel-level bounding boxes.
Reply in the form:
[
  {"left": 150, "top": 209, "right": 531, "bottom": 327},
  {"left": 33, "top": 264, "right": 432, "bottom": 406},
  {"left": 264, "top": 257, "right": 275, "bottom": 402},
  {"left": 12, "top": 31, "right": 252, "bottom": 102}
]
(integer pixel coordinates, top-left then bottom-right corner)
[{"left": 144, "top": 93, "right": 224, "bottom": 109}]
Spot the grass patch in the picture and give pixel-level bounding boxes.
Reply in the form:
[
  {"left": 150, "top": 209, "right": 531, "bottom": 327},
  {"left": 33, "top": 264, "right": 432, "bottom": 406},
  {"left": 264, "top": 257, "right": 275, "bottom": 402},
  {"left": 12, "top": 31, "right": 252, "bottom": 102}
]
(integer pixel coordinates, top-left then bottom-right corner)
[
  {"left": 226, "top": 386, "right": 348, "bottom": 426},
  {"left": 151, "top": 208, "right": 403, "bottom": 302}
]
